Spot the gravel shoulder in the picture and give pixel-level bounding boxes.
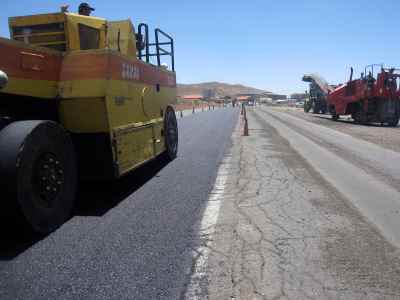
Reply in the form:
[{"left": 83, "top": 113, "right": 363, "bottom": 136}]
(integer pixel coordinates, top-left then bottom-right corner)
[
  {"left": 204, "top": 108, "right": 400, "bottom": 299},
  {"left": 273, "top": 106, "right": 400, "bottom": 153}
]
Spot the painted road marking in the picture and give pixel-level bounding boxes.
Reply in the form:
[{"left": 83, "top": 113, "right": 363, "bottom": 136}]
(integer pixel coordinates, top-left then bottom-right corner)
[{"left": 184, "top": 156, "right": 231, "bottom": 299}]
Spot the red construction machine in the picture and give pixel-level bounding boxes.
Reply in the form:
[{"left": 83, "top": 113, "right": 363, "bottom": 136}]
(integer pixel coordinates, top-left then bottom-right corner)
[{"left": 327, "top": 64, "right": 400, "bottom": 126}]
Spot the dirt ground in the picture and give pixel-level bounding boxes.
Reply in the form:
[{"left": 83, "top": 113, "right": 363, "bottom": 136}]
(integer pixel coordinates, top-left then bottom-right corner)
[{"left": 272, "top": 106, "right": 400, "bottom": 153}]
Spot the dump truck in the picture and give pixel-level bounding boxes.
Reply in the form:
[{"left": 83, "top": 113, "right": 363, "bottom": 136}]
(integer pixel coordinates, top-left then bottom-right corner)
[
  {"left": 302, "top": 73, "right": 334, "bottom": 114},
  {"left": 0, "top": 10, "right": 178, "bottom": 233},
  {"left": 327, "top": 65, "right": 400, "bottom": 126}
]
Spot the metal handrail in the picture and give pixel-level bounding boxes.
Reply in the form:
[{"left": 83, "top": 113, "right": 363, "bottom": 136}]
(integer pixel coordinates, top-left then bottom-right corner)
[{"left": 137, "top": 24, "right": 175, "bottom": 71}]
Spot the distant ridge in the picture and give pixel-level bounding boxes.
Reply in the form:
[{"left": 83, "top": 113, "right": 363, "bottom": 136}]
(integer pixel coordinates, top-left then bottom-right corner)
[{"left": 177, "top": 82, "right": 269, "bottom": 97}]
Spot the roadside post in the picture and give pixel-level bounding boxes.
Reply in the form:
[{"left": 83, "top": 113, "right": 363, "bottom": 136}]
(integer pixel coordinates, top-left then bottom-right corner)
[{"left": 243, "top": 105, "right": 249, "bottom": 136}]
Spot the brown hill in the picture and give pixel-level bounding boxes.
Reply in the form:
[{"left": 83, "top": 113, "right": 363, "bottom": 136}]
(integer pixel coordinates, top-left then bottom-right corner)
[{"left": 177, "top": 82, "right": 269, "bottom": 98}]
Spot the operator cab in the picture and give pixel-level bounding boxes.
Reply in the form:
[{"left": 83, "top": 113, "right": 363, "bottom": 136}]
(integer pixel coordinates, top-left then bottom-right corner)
[
  {"left": 359, "top": 64, "right": 400, "bottom": 95},
  {"left": 8, "top": 12, "right": 175, "bottom": 71},
  {"left": 9, "top": 13, "right": 107, "bottom": 52},
  {"left": 380, "top": 68, "right": 400, "bottom": 94}
]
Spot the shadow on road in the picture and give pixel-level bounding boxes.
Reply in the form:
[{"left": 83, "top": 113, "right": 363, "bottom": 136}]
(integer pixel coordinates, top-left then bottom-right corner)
[
  {"left": 0, "top": 155, "right": 170, "bottom": 261},
  {"left": 74, "top": 155, "right": 169, "bottom": 216},
  {"left": 312, "top": 114, "right": 399, "bottom": 128}
]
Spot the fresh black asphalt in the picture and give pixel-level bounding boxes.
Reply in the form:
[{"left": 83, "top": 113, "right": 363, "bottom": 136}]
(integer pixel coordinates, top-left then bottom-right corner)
[{"left": 0, "top": 108, "right": 239, "bottom": 300}]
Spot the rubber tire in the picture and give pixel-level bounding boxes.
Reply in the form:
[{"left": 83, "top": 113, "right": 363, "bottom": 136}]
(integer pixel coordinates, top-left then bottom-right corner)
[
  {"left": 0, "top": 121, "right": 77, "bottom": 234},
  {"left": 304, "top": 103, "right": 311, "bottom": 113},
  {"left": 312, "top": 103, "right": 319, "bottom": 114},
  {"left": 164, "top": 107, "right": 178, "bottom": 160},
  {"left": 353, "top": 110, "right": 367, "bottom": 125},
  {"left": 388, "top": 116, "right": 399, "bottom": 127},
  {"left": 330, "top": 106, "right": 339, "bottom": 121}
]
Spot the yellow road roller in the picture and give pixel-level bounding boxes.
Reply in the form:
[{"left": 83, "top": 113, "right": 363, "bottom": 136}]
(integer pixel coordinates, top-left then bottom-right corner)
[{"left": 0, "top": 10, "right": 178, "bottom": 233}]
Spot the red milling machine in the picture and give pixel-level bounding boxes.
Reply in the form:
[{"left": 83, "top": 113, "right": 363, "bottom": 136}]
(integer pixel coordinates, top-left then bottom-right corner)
[{"left": 327, "top": 64, "right": 400, "bottom": 126}]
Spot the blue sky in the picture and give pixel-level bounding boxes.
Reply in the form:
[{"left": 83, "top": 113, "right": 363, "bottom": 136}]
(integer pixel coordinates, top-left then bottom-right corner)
[{"left": 2, "top": 0, "right": 400, "bottom": 95}]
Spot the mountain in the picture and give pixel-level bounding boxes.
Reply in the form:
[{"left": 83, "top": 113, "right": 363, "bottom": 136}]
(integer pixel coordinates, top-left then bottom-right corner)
[{"left": 177, "top": 82, "right": 269, "bottom": 98}]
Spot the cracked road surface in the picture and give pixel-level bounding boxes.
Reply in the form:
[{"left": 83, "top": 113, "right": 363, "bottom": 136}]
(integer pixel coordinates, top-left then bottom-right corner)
[{"left": 196, "top": 106, "right": 400, "bottom": 299}]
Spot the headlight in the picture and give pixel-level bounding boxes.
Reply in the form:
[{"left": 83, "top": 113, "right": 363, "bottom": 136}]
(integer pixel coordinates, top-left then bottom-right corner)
[{"left": 0, "top": 70, "right": 8, "bottom": 89}]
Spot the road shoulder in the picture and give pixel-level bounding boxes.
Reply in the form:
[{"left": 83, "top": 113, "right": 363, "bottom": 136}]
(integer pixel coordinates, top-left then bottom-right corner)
[{"left": 203, "top": 107, "right": 400, "bottom": 299}]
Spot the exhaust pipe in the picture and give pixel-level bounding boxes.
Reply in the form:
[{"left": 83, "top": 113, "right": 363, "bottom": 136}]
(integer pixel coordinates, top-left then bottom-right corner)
[{"left": 0, "top": 70, "right": 8, "bottom": 89}]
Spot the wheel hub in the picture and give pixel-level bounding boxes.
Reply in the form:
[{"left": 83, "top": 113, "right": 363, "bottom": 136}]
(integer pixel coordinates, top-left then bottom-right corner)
[{"left": 33, "top": 153, "right": 64, "bottom": 207}]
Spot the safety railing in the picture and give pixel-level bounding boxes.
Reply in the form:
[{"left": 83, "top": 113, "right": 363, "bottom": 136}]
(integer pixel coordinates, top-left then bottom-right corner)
[{"left": 137, "top": 23, "right": 175, "bottom": 71}]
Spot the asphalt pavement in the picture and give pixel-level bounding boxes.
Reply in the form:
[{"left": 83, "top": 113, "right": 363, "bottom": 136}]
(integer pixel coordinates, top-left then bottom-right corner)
[{"left": 0, "top": 108, "right": 239, "bottom": 300}]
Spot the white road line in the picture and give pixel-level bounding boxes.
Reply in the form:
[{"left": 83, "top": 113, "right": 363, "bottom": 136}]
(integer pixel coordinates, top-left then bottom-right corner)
[{"left": 184, "top": 156, "right": 231, "bottom": 299}]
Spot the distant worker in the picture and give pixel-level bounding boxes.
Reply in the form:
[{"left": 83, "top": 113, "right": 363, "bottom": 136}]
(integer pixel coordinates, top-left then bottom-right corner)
[
  {"left": 78, "top": 2, "right": 95, "bottom": 16},
  {"left": 60, "top": 5, "right": 69, "bottom": 13}
]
